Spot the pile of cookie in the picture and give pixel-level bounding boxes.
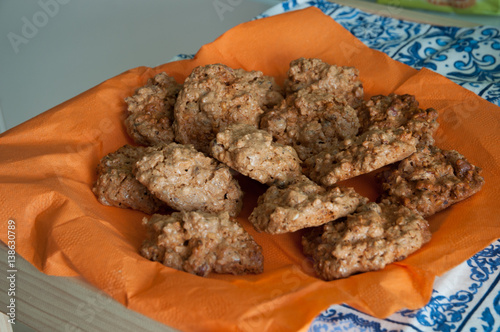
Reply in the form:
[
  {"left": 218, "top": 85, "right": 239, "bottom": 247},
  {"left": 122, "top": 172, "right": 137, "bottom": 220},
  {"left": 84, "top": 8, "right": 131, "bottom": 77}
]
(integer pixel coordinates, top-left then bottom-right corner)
[{"left": 92, "top": 58, "right": 484, "bottom": 280}]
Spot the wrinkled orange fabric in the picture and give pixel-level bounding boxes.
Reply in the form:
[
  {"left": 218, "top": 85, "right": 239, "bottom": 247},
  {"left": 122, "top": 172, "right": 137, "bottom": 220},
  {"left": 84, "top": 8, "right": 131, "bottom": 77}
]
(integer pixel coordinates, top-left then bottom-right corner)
[{"left": 1, "top": 7, "right": 500, "bottom": 332}]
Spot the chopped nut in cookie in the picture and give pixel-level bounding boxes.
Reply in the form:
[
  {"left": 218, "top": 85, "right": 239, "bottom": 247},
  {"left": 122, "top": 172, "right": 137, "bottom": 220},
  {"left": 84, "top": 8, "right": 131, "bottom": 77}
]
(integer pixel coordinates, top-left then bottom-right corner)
[
  {"left": 302, "top": 200, "right": 431, "bottom": 280},
  {"left": 141, "top": 211, "right": 264, "bottom": 276},
  {"left": 377, "top": 145, "right": 485, "bottom": 217},
  {"left": 249, "top": 175, "right": 368, "bottom": 234}
]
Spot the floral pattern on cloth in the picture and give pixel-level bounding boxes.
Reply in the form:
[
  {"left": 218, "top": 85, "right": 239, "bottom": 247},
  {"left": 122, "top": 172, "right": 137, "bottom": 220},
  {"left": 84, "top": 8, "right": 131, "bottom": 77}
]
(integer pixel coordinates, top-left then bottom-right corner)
[{"left": 171, "top": 1, "right": 500, "bottom": 330}]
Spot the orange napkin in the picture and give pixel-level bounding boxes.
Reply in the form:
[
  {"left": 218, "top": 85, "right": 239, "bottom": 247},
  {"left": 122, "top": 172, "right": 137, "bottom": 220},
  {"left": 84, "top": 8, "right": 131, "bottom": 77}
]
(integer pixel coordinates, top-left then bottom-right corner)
[{"left": 1, "top": 7, "right": 500, "bottom": 332}]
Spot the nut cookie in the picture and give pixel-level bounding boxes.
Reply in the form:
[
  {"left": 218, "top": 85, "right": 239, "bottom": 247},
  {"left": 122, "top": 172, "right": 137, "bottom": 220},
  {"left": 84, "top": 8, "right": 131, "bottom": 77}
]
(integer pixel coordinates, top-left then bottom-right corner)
[
  {"left": 284, "top": 57, "right": 364, "bottom": 108},
  {"left": 210, "top": 123, "right": 302, "bottom": 186},
  {"left": 377, "top": 145, "right": 485, "bottom": 217},
  {"left": 135, "top": 143, "right": 243, "bottom": 217},
  {"left": 303, "top": 128, "right": 418, "bottom": 186},
  {"left": 141, "top": 211, "right": 263, "bottom": 276},
  {"left": 125, "top": 72, "right": 182, "bottom": 146},
  {"left": 358, "top": 94, "right": 439, "bottom": 147},
  {"left": 249, "top": 175, "right": 368, "bottom": 234},
  {"left": 260, "top": 88, "right": 360, "bottom": 161},
  {"left": 92, "top": 144, "right": 166, "bottom": 214},
  {"left": 174, "top": 63, "right": 283, "bottom": 154},
  {"left": 302, "top": 200, "right": 431, "bottom": 280}
]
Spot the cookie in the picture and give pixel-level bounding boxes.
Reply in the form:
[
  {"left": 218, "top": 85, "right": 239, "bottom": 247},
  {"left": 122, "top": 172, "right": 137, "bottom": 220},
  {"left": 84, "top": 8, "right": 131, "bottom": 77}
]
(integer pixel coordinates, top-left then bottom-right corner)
[
  {"left": 303, "top": 128, "right": 418, "bottom": 186},
  {"left": 92, "top": 144, "right": 166, "bottom": 214},
  {"left": 210, "top": 123, "right": 302, "bottom": 186},
  {"left": 358, "top": 94, "right": 439, "bottom": 147},
  {"left": 284, "top": 57, "right": 364, "bottom": 108},
  {"left": 174, "top": 64, "right": 283, "bottom": 154},
  {"left": 135, "top": 143, "right": 243, "bottom": 217},
  {"left": 141, "top": 211, "right": 264, "bottom": 276},
  {"left": 260, "top": 89, "right": 360, "bottom": 161},
  {"left": 249, "top": 175, "right": 368, "bottom": 234},
  {"left": 377, "top": 145, "right": 485, "bottom": 217},
  {"left": 125, "top": 72, "right": 182, "bottom": 146},
  {"left": 302, "top": 200, "right": 431, "bottom": 280}
]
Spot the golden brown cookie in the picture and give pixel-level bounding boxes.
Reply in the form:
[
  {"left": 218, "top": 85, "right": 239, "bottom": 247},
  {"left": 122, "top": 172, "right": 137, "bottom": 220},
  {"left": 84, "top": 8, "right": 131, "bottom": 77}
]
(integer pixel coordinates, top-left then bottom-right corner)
[
  {"left": 125, "top": 72, "right": 182, "bottom": 146},
  {"left": 135, "top": 143, "right": 243, "bottom": 217},
  {"left": 92, "top": 144, "right": 166, "bottom": 214},
  {"left": 260, "top": 89, "right": 360, "bottom": 161},
  {"left": 284, "top": 57, "right": 364, "bottom": 108},
  {"left": 377, "top": 145, "right": 485, "bottom": 217},
  {"left": 303, "top": 128, "right": 418, "bottom": 186},
  {"left": 302, "top": 200, "right": 431, "bottom": 280},
  {"left": 357, "top": 94, "right": 439, "bottom": 147},
  {"left": 249, "top": 175, "right": 368, "bottom": 234},
  {"left": 174, "top": 64, "right": 283, "bottom": 154},
  {"left": 210, "top": 123, "right": 302, "bottom": 186},
  {"left": 141, "top": 211, "right": 264, "bottom": 276}
]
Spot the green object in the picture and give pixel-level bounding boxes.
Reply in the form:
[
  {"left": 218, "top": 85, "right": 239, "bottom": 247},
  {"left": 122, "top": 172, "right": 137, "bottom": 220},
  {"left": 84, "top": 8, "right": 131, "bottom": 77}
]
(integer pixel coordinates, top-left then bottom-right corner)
[{"left": 377, "top": 0, "right": 500, "bottom": 15}]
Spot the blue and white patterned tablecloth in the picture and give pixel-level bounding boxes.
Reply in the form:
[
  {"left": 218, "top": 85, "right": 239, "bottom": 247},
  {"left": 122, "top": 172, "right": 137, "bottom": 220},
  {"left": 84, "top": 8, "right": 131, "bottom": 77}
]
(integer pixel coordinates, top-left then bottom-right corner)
[{"left": 175, "top": 1, "right": 500, "bottom": 330}]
